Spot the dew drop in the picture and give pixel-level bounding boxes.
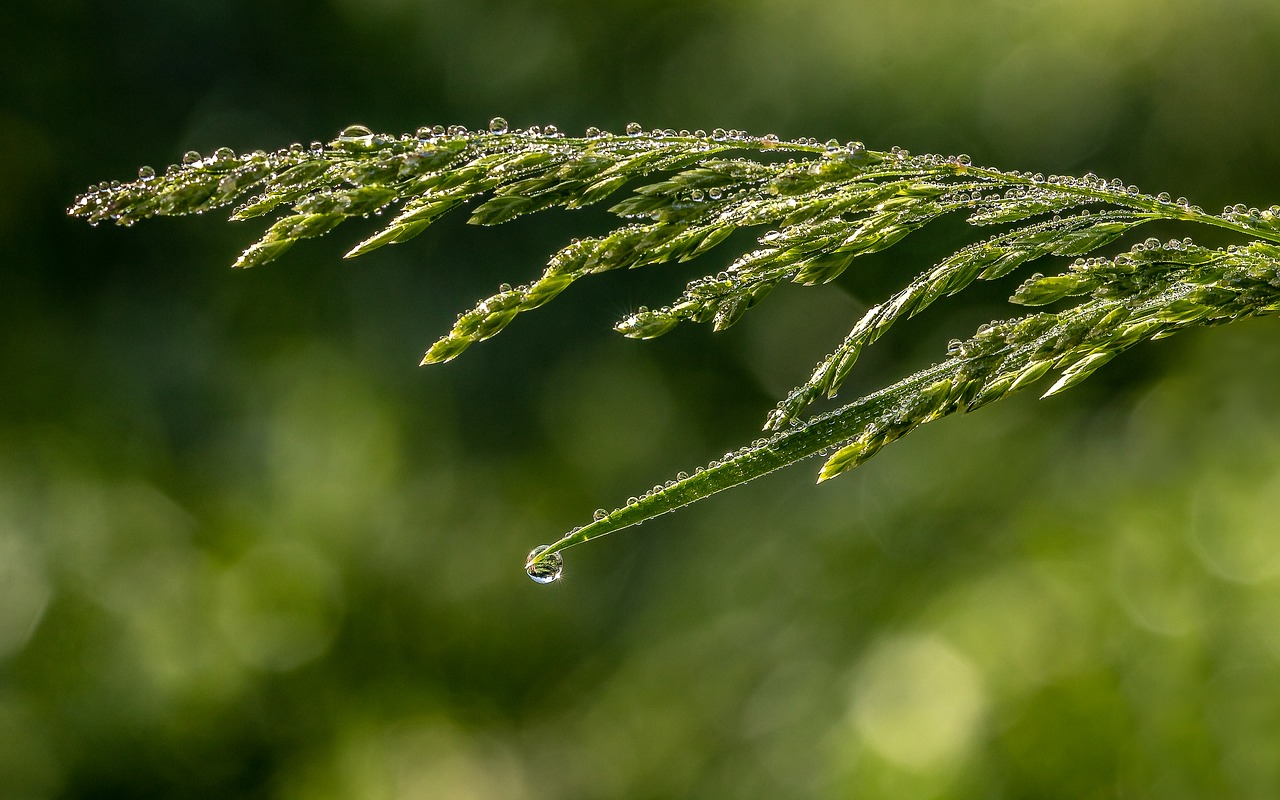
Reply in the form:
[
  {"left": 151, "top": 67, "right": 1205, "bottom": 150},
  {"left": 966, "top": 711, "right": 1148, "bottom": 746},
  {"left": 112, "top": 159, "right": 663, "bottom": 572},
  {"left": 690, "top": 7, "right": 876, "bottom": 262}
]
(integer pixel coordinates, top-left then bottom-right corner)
[
  {"left": 711, "top": 128, "right": 728, "bottom": 141},
  {"left": 585, "top": 126, "right": 602, "bottom": 138},
  {"left": 339, "top": 124, "right": 373, "bottom": 138},
  {"left": 482, "top": 116, "right": 506, "bottom": 134},
  {"left": 182, "top": 150, "right": 201, "bottom": 165},
  {"left": 525, "top": 545, "right": 563, "bottom": 584},
  {"left": 593, "top": 508, "right": 608, "bottom": 521},
  {"left": 626, "top": 122, "right": 643, "bottom": 136},
  {"left": 137, "top": 165, "right": 155, "bottom": 180}
]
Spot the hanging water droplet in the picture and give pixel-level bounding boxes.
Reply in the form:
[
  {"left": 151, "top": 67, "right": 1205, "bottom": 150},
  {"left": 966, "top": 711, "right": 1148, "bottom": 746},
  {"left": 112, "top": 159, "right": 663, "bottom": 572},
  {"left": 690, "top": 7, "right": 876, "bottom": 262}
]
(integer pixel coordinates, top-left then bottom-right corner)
[
  {"left": 182, "top": 150, "right": 201, "bottom": 165},
  {"left": 626, "top": 122, "right": 643, "bottom": 136},
  {"left": 137, "top": 165, "right": 155, "bottom": 180},
  {"left": 339, "top": 124, "right": 373, "bottom": 138},
  {"left": 525, "top": 545, "right": 564, "bottom": 584}
]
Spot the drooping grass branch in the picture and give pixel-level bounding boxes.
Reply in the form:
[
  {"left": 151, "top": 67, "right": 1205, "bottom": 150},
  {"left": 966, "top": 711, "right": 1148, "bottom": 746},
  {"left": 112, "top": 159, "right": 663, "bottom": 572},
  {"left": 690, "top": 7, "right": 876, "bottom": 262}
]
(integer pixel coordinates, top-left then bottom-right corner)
[{"left": 69, "top": 120, "right": 1280, "bottom": 581}]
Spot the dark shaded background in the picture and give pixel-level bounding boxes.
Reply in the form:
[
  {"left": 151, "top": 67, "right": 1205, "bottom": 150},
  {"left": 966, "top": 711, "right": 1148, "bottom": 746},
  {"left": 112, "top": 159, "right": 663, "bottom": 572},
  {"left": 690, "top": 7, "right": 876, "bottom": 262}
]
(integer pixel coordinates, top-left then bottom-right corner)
[{"left": 5, "top": 1, "right": 1280, "bottom": 797}]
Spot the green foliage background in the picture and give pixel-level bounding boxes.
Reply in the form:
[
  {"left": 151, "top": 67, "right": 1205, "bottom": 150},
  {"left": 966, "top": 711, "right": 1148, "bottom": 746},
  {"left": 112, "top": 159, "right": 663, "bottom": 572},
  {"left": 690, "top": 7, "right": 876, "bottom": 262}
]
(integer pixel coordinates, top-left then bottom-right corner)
[{"left": 6, "top": 1, "right": 1280, "bottom": 797}]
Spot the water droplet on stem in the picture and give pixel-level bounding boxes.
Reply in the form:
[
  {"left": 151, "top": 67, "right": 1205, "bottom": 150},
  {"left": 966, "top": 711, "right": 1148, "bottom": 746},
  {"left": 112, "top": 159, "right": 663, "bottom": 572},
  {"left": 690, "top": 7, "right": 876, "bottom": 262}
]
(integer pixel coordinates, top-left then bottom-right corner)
[{"left": 525, "top": 545, "right": 564, "bottom": 584}]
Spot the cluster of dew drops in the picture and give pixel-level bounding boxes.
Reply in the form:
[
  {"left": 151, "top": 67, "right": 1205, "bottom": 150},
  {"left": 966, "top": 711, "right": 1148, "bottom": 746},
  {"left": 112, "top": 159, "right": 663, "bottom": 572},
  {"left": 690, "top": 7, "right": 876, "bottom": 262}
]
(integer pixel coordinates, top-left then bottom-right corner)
[{"left": 481, "top": 117, "right": 860, "bottom": 155}]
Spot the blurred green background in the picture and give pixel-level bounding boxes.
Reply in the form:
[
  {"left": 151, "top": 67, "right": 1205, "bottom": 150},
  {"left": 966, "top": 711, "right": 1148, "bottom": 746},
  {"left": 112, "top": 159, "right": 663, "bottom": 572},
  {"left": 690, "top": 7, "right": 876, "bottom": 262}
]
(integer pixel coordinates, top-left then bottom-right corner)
[{"left": 5, "top": 1, "right": 1280, "bottom": 797}]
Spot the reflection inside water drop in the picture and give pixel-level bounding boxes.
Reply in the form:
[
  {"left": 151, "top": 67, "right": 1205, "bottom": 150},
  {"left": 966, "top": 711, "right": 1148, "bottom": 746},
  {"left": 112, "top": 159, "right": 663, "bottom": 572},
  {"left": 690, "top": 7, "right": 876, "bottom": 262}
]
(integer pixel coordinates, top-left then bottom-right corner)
[{"left": 525, "top": 545, "right": 564, "bottom": 584}]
